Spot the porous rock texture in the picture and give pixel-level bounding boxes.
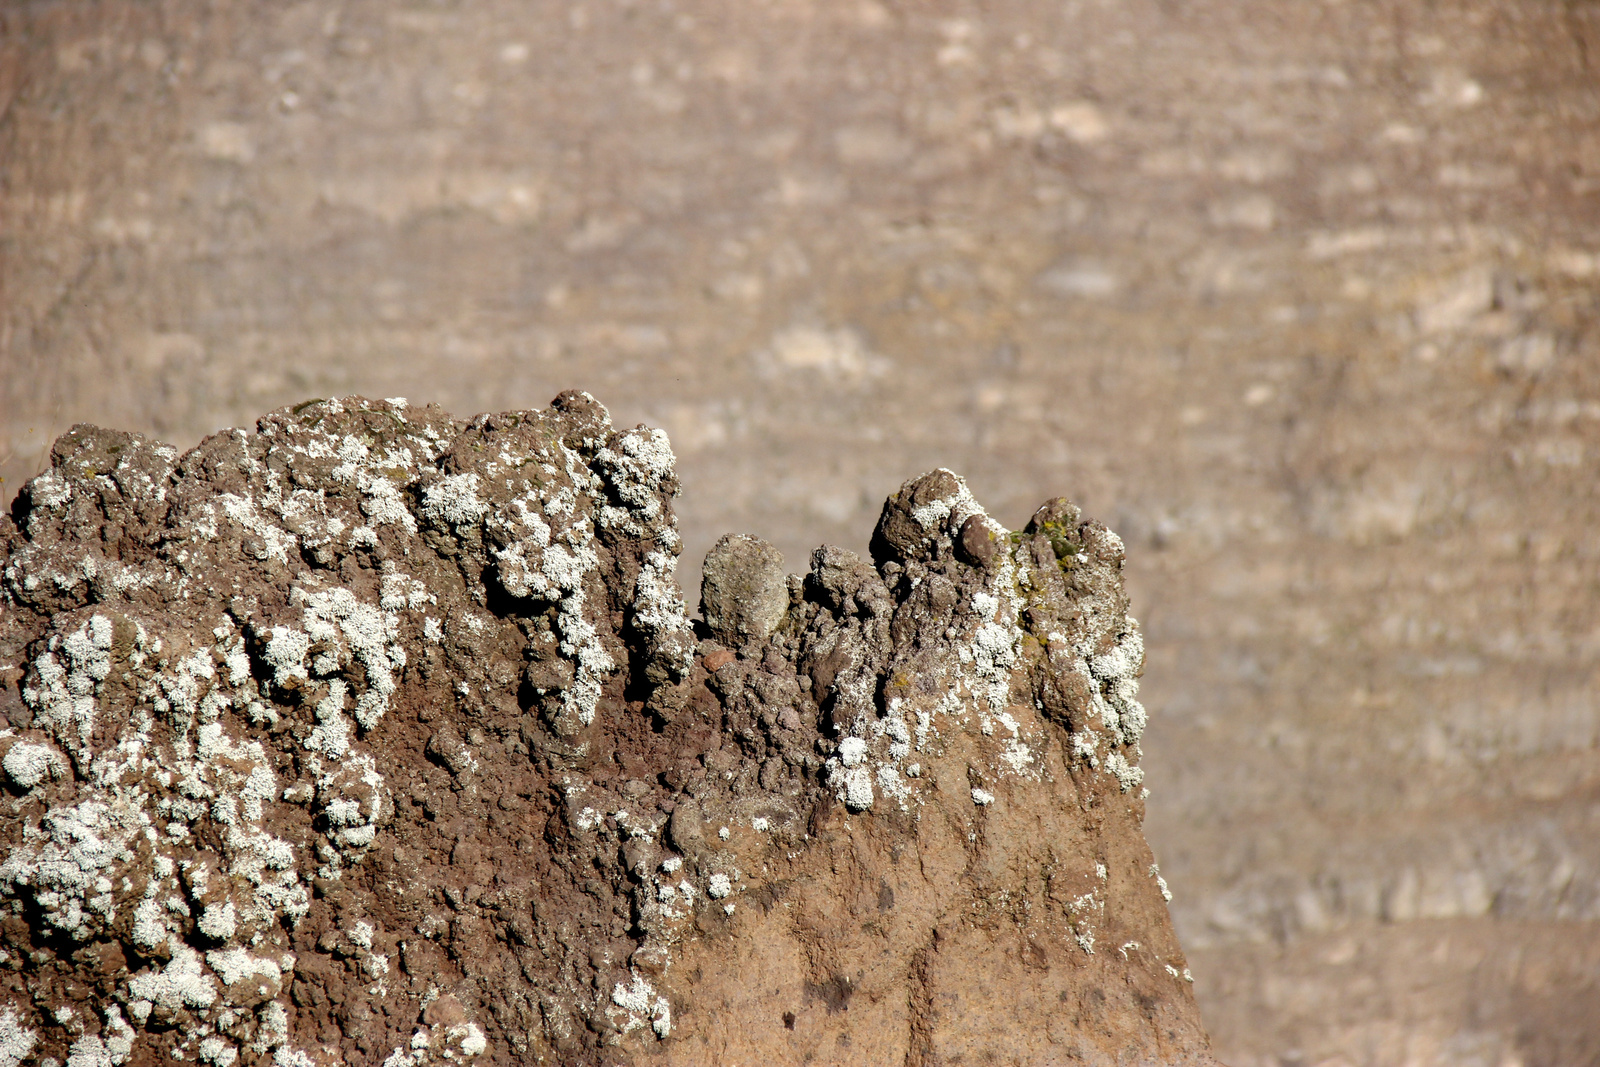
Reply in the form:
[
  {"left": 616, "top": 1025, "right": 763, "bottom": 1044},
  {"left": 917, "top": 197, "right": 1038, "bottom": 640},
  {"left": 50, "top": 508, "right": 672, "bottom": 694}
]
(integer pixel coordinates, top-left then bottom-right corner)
[{"left": 0, "top": 394, "right": 1217, "bottom": 1067}]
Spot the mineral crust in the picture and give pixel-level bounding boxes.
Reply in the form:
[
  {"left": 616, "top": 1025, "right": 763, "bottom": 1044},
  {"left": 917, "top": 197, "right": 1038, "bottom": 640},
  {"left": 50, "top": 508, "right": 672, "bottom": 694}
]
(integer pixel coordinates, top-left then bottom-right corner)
[{"left": 0, "top": 394, "right": 1217, "bottom": 1066}]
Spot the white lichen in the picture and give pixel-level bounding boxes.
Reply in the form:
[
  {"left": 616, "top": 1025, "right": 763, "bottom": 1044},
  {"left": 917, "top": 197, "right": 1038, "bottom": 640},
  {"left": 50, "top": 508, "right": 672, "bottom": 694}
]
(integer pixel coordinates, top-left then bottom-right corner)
[
  {"left": 293, "top": 585, "right": 404, "bottom": 731},
  {"left": 907, "top": 471, "right": 982, "bottom": 534},
  {"left": 197, "top": 1036, "right": 238, "bottom": 1067},
  {"left": 835, "top": 765, "right": 874, "bottom": 811},
  {"left": 2, "top": 739, "right": 66, "bottom": 789},
  {"left": 1105, "top": 751, "right": 1145, "bottom": 794},
  {"left": 22, "top": 614, "right": 116, "bottom": 758},
  {"left": 66, "top": 1034, "right": 113, "bottom": 1067},
  {"left": 421, "top": 472, "right": 489, "bottom": 528},
  {"left": 0, "top": 1007, "right": 37, "bottom": 1067},
  {"left": 101, "top": 1007, "right": 134, "bottom": 1065},
  {"left": 592, "top": 428, "right": 678, "bottom": 537},
  {"left": 127, "top": 944, "right": 219, "bottom": 1017},
  {"left": 1150, "top": 864, "right": 1174, "bottom": 903},
  {"left": 608, "top": 975, "right": 672, "bottom": 1039}
]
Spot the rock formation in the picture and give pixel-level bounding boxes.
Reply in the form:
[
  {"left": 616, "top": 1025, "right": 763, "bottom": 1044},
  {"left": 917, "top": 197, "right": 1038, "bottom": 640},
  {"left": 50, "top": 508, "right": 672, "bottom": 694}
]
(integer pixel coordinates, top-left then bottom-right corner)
[{"left": 0, "top": 394, "right": 1217, "bottom": 1066}]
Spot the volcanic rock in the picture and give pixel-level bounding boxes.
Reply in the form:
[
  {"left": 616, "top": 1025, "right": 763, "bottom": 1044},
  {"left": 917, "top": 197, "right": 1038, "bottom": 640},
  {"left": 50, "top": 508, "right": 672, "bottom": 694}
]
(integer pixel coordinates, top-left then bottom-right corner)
[{"left": 0, "top": 395, "right": 1218, "bottom": 1066}]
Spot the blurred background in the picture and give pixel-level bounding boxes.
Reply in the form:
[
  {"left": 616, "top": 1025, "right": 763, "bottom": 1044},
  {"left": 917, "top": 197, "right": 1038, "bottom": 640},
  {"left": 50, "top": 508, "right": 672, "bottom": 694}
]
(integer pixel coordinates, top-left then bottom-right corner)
[{"left": 3, "top": 1, "right": 1599, "bottom": 1062}]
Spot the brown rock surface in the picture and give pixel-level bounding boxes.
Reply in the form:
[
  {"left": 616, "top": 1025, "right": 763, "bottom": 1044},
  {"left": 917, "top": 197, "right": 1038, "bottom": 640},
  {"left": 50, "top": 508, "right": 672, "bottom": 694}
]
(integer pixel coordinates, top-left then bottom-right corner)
[{"left": 0, "top": 396, "right": 1216, "bottom": 1066}]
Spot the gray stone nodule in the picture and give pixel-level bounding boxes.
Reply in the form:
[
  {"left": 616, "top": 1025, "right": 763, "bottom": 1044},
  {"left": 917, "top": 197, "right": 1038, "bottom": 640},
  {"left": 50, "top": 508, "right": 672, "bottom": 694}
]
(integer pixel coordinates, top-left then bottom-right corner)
[{"left": 699, "top": 533, "right": 788, "bottom": 648}]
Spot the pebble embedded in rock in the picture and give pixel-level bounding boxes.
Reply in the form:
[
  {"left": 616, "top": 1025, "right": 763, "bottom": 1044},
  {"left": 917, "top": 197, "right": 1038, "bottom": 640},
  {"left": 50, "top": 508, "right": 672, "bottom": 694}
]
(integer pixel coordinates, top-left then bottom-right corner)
[{"left": 699, "top": 533, "right": 789, "bottom": 646}]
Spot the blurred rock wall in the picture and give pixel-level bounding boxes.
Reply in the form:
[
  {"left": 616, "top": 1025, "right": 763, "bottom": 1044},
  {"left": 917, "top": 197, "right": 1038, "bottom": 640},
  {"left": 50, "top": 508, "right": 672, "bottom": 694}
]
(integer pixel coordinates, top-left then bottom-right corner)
[{"left": 3, "top": 1, "right": 1599, "bottom": 1064}]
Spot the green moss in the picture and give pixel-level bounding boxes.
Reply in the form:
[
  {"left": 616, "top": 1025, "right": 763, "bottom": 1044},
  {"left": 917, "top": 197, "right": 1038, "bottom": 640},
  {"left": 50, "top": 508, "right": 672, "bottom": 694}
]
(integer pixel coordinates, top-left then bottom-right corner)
[
  {"left": 884, "top": 672, "right": 914, "bottom": 699},
  {"left": 1017, "top": 518, "right": 1081, "bottom": 575}
]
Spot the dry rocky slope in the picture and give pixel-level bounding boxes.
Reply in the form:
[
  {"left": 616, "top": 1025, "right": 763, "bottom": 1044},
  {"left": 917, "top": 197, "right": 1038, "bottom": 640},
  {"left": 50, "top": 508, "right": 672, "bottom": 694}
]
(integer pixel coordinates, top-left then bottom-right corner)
[{"left": 0, "top": 394, "right": 1216, "bottom": 1067}]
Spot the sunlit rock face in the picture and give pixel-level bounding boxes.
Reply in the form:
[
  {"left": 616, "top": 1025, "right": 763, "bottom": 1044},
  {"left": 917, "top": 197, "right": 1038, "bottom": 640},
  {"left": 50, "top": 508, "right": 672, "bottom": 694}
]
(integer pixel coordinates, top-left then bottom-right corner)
[{"left": 0, "top": 394, "right": 1215, "bottom": 1067}]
